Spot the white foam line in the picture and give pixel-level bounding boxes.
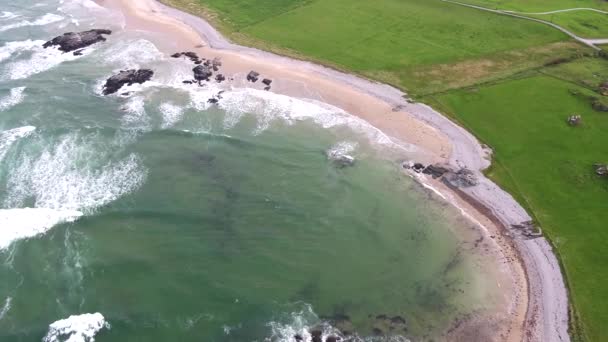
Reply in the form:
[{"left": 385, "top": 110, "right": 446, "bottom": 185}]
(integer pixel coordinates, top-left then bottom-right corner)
[
  {"left": 0, "top": 87, "right": 26, "bottom": 112},
  {"left": 0, "top": 40, "right": 45, "bottom": 64},
  {"left": 0, "top": 13, "right": 64, "bottom": 33},
  {"left": 0, "top": 297, "right": 11, "bottom": 321}
]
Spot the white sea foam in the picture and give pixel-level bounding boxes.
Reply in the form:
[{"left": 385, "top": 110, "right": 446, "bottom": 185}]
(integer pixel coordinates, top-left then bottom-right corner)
[
  {"left": 0, "top": 13, "right": 64, "bottom": 33},
  {"left": 43, "top": 312, "right": 109, "bottom": 342},
  {"left": 0, "top": 297, "right": 11, "bottom": 320},
  {"left": 0, "top": 208, "right": 82, "bottom": 250},
  {"left": 0, "top": 87, "right": 26, "bottom": 112},
  {"left": 3, "top": 43, "right": 92, "bottom": 80},
  {"left": 0, "top": 126, "right": 36, "bottom": 162},
  {"left": 4, "top": 133, "right": 147, "bottom": 213},
  {"left": 99, "top": 39, "right": 163, "bottom": 69},
  {"left": 120, "top": 96, "right": 150, "bottom": 129},
  {"left": 0, "top": 40, "right": 45, "bottom": 64},
  {"left": 0, "top": 11, "right": 20, "bottom": 20},
  {"left": 159, "top": 102, "right": 185, "bottom": 129},
  {"left": 326, "top": 141, "right": 357, "bottom": 165}
]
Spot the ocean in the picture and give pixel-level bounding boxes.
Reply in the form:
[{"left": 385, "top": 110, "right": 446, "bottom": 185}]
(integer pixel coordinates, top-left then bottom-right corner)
[{"left": 0, "top": 1, "right": 505, "bottom": 341}]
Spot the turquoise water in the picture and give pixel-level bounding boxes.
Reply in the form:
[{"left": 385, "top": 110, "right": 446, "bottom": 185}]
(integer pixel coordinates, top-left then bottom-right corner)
[{"left": 0, "top": 1, "right": 503, "bottom": 341}]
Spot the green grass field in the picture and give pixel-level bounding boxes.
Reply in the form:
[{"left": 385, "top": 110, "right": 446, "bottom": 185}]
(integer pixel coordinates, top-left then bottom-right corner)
[
  {"left": 527, "top": 11, "right": 608, "bottom": 38},
  {"left": 428, "top": 67, "right": 608, "bottom": 342},
  {"left": 162, "top": 0, "right": 608, "bottom": 340}
]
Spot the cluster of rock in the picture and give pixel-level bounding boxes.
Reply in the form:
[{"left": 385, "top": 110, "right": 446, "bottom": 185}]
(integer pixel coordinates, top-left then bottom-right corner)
[
  {"left": 102, "top": 69, "right": 154, "bottom": 95},
  {"left": 43, "top": 29, "right": 112, "bottom": 54},
  {"left": 567, "top": 114, "right": 581, "bottom": 126},
  {"left": 247, "top": 70, "right": 273, "bottom": 90},
  {"left": 511, "top": 220, "right": 542, "bottom": 239},
  {"left": 403, "top": 161, "right": 479, "bottom": 187},
  {"left": 594, "top": 164, "right": 608, "bottom": 176}
]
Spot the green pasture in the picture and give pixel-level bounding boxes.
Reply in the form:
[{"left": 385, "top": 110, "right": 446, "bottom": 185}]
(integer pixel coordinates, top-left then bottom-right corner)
[{"left": 429, "top": 68, "right": 608, "bottom": 342}]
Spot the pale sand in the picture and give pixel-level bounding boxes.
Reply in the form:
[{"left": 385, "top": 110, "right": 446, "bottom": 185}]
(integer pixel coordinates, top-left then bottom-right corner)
[{"left": 98, "top": 0, "right": 570, "bottom": 340}]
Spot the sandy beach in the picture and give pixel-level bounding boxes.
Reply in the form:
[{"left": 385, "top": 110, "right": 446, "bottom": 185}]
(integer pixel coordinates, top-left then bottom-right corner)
[{"left": 98, "top": 0, "right": 570, "bottom": 340}]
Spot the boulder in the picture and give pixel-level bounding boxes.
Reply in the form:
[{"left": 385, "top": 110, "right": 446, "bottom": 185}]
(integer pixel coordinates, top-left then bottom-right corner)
[
  {"left": 311, "top": 329, "right": 323, "bottom": 342},
  {"left": 262, "top": 78, "right": 272, "bottom": 86},
  {"left": 73, "top": 49, "right": 84, "bottom": 56},
  {"left": 325, "top": 336, "right": 339, "bottom": 342},
  {"left": 43, "top": 29, "right": 112, "bottom": 53},
  {"left": 182, "top": 80, "right": 193, "bottom": 84},
  {"left": 207, "top": 98, "right": 219, "bottom": 104},
  {"left": 326, "top": 148, "right": 355, "bottom": 168},
  {"left": 193, "top": 65, "right": 213, "bottom": 81},
  {"left": 102, "top": 69, "right": 153, "bottom": 95},
  {"left": 247, "top": 70, "right": 260, "bottom": 82},
  {"left": 592, "top": 98, "right": 608, "bottom": 112},
  {"left": 215, "top": 74, "right": 226, "bottom": 82},
  {"left": 264, "top": 86, "right": 271, "bottom": 91},
  {"left": 594, "top": 164, "right": 608, "bottom": 176},
  {"left": 294, "top": 334, "right": 303, "bottom": 341},
  {"left": 170, "top": 52, "right": 183, "bottom": 58},
  {"left": 567, "top": 114, "right": 582, "bottom": 126}
]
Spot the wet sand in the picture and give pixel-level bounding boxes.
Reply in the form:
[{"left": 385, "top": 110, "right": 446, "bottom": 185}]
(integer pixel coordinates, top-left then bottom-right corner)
[{"left": 98, "top": 0, "right": 570, "bottom": 340}]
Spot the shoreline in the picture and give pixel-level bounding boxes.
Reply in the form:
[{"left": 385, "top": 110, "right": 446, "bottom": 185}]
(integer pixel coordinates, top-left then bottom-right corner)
[{"left": 99, "top": 0, "right": 570, "bottom": 340}]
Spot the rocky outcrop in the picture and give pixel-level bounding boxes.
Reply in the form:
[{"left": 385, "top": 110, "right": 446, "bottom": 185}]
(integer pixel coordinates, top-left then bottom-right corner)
[
  {"left": 422, "top": 164, "right": 450, "bottom": 178},
  {"left": 444, "top": 168, "right": 479, "bottom": 187},
  {"left": 102, "top": 69, "right": 154, "bottom": 95},
  {"left": 193, "top": 65, "right": 213, "bottom": 81},
  {"left": 43, "top": 29, "right": 112, "bottom": 53},
  {"left": 247, "top": 71, "right": 260, "bottom": 82}
]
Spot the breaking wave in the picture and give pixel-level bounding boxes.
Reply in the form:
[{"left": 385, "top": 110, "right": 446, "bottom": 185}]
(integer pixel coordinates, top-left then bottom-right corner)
[
  {"left": 267, "top": 304, "right": 410, "bottom": 342},
  {"left": 0, "top": 13, "right": 64, "bottom": 33},
  {"left": 4, "top": 133, "right": 147, "bottom": 212},
  {"left": 0, "top": 40, "right": 45, "bottom": 64},
  {"left": 0, "top": 208, "right": 82, "bottom": 250},
  {"left": 43, "top": 312, "right": 109, "bottom": 342},
  {"left": 0, "top": 126, "right": 35, "bottom": 162},
  {"left": 1, "top": 42, "right": 93, "bottom": 80},
  {"left": 0, "top": 86, "right": 26, "bottom": 112}
]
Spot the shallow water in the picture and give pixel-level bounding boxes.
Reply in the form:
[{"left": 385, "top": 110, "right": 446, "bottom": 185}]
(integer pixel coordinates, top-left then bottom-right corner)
[{"left": 0, "top": 1, "right": 504, "bottom": 341}]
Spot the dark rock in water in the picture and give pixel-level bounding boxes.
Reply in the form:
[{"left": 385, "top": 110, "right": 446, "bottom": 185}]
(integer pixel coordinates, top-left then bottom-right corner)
[
  {"left": 422, "top": 164, "right": 450, "bottom": 178},
  {"left": 294, "top": 334, "right": 303, "bottom": 341},
  {"left": 311, "top": 329, "right": 323, "bottom": 342},
  {"left": 43, "top": 29, "right": 112, "bottom": 53},
  {"left": 120, "top": 92, "right": 132, "bottom": 97},
  {"left": 412, "top": 163, "right": 425, "bottom": 173},
  {"left": 102, "top": 69, "right": 154, "bottom": 95},
  {"left": 208, "top": 98, "right": 219, "bottom": 104},
  {"left": 73, "top": 49, "right": 84, "bottom": 56},
  {"left": 264, "top": 86, "right": 271, "bottom": 91},
  {"left": 247, "top": 70, "right": 260, "bottom": 82},
  {"left": 170, "top": 52, "right": 182, "bottom": 58},
  {"left": 262, "top": 78, "right": 272, "bottom": 86},
  {"left": 325, "top": 336, "right": 339, "bottom": 342},
  {"left": 182, "top": 80, "right": 193, "bottom": 84},
  {"left": 215, "top": 74, "right": 226, "bottom": 82},
  {"left": 194, "top": 60, "right": 202, "bottom": 65},
  {"left": 193, "top": 65, "right": 213, "bottom": 81}
]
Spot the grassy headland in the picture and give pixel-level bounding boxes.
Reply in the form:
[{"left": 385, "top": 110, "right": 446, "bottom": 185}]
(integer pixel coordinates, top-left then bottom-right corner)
[{"left": 161, "top": 0, "right": 608, "bottom": 340}]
